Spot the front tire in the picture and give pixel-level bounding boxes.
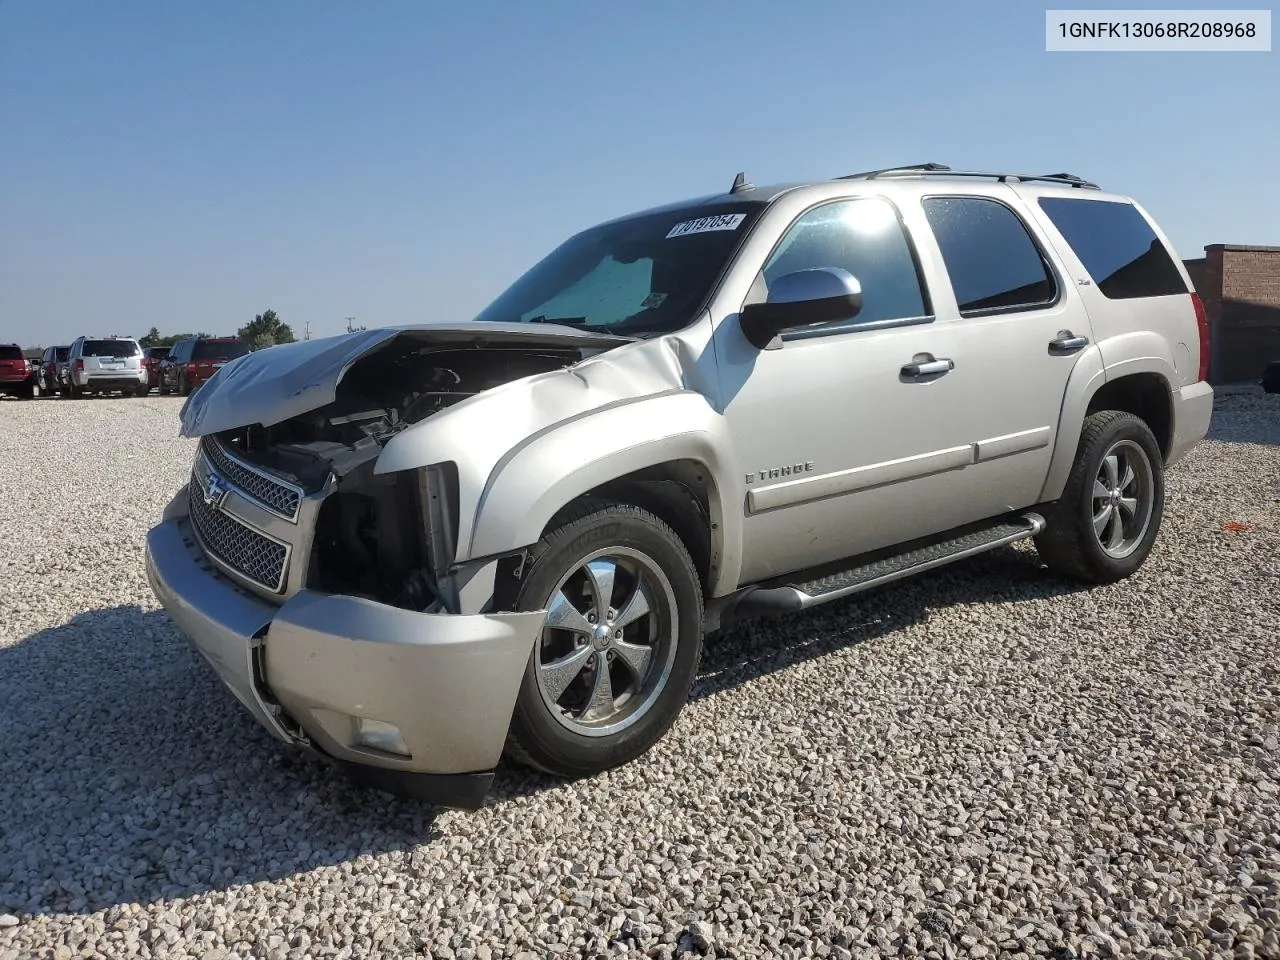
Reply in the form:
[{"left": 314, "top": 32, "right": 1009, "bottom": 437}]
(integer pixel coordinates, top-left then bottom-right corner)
[
  {"left": 179, "top": 373, "right": 192, "bottom": 397},
  {"left": 1035, "top": 410, "right": 1165, "bottom": 584},
  {"left": 503, "top": 501, "right": 704, "bottom": 779}
]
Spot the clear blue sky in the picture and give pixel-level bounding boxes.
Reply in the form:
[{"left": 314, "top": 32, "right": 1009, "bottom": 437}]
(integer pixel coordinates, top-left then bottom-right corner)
[{"left": 2, "top": 1, "right": 1276, "bottom": 347}]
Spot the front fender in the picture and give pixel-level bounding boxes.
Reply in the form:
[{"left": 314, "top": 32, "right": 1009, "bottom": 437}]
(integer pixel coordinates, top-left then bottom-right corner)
[{"left": 467, "top": 391, "right": 743, "bottom": 597}]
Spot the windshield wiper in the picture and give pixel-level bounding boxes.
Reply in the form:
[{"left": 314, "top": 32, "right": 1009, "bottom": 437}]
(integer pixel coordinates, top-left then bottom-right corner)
[{"left": 525, "top": 315, "right": 589, "bottom": 326}]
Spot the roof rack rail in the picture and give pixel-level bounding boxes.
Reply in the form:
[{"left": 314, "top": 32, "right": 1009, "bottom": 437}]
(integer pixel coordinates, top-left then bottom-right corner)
[
  {"left": 837, "top": 164, "right": 1099, "bottom": 189},
  {"left": 836, "top": 162, "right": 951, "bottom": 180}
]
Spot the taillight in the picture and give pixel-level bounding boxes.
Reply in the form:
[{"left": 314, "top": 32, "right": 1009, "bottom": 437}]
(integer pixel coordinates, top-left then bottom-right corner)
[
  {"left": 186, "top": 362, "right": 198, "bottom": 372},
  {"left": 75, "top": 358, "right": 84, "bottom": 371},
  {"left": 1191, "top": 293, "right": 1210, "bottom": 382}
]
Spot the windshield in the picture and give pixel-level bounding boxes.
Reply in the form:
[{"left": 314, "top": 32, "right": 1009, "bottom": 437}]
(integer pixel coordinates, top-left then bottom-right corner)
[
  {"left": 193, "top": 340, "right": 249, "bottom": 360},
  {"left": 474, "top": 201, "right": 764, "bottom": 335},
  {"left": 82, "top": 339, "right": 140, "bottom": 358}
]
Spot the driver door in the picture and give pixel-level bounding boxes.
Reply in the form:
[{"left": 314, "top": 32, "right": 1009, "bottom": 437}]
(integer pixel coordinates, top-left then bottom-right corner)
[{"left": 714, "top": 196, "right": 977, "bottom": 585}]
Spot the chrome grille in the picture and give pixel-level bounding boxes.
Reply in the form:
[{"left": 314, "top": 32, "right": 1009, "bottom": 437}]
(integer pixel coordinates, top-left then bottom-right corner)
[
  {"left": 187, "top": 475, "right": 288, "bottom": 592},
  {"left": 201, "top": 437, "right": 302, "bottom": 520}
]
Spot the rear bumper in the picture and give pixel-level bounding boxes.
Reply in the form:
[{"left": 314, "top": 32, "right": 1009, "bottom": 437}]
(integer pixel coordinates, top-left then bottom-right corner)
[
  {"left": 78, "top": 374, "right": 146, "bottom": 390},
  {"left": 144, "top": 501, "right": 545, "bottom": 807},
  {"left": 1168, "top": 380, "right": 1214, "bottom": 467}
]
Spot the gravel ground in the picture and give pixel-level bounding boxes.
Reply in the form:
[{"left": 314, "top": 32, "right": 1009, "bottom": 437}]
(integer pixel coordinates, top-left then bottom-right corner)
[{"left": 0, "top": 388, "right": 1277, "bottom": 960}]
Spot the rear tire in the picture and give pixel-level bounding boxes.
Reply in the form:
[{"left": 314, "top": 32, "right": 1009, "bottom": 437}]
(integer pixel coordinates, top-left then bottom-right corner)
[
  {"left": 502, "top": 500, "right": 704, "bottom": 779},
  {"left": 1035, "top": 410, "right": 1165, "bottom": 584}
]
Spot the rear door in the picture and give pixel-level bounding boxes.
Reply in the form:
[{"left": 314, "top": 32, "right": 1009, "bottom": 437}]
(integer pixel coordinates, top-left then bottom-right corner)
[{"left": 913, "top": 188, "right": 1096, "bottom": 515}]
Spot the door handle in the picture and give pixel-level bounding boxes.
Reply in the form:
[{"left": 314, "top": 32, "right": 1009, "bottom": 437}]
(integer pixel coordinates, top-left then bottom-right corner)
[
  {"left": 901, "top": 357, "right": 954, "bottom": 378},
  {"left": 1048, "top": 332, "right": 1090, "bottom": 354}
]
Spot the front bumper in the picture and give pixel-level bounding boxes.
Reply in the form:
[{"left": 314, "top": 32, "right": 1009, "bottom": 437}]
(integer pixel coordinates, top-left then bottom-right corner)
[{"left": 145, "top": 506, "right": 546, "bottom": 807}]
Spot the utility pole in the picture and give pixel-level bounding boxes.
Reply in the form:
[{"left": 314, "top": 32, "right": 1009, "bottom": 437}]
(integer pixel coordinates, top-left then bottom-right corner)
[
  {"left": 304, "top": 320, "right": 311, "bottom": 341},
  {"left": 344, "top": 316, "right": 360, "bottom": 333}
]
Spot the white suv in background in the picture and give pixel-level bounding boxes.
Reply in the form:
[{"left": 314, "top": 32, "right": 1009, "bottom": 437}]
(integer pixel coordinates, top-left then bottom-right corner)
[{"left": 65, "top": 336, "right": 149, "bottom": 398}]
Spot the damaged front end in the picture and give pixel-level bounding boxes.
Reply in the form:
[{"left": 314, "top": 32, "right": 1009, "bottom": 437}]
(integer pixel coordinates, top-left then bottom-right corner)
[
  {"left": 181, "top": 323, "right": 629, "bottom": 611},
  {"left": 148, "top": 323, "right": 638, "bottom": 806}
]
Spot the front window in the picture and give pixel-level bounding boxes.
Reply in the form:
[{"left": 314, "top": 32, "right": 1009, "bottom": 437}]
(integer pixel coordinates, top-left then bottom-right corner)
[
  {"left": 81, "top": 339, "right": 141, "bottom": 358},
  {"left": 474, "top": 202, "right": 765, "bottom": 336},
  {"left": 193, "top": 340, "right": 249, "bottom": 361}
]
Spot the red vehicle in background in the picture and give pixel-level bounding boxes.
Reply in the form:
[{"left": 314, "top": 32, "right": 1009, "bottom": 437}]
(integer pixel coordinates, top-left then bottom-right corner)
[
  {"left": 158, "top": 337, "right": 250, "bottom": 396},
  {"left": 0, "top": 343, "right": 36, "bottom": 399},
  {"left": 142, "top": 346, "right": 171, "bottom": 391}
]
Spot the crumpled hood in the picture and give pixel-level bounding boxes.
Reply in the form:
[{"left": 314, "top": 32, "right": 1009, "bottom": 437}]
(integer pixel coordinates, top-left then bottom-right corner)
[{"left": 177, "top": 322, "right": 633, "bottom": 438}]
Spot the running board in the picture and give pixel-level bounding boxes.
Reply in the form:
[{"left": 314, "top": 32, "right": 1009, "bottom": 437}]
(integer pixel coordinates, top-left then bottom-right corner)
[{"left": 728, "top": 512, "right": 1046, "bottom": 620}]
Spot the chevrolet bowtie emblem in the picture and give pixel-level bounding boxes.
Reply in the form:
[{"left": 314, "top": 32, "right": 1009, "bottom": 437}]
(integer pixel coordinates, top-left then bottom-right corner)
[{"left": 203, "top": 471, "right": 230, "bottom": 508}]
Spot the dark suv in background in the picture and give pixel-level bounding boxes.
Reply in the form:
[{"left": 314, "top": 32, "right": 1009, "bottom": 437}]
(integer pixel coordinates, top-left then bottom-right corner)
[
  {"left": 159, "top": 337, "right": 250, "bottom": 396},
  {"left": 142, "top": 346, "right": 171, "bottom": 392},
  {"left": 37, "top": 345, "right": 70, "bottom": 396},
  {"left": 0, "top": 344, "right": 35, "bottom": 399}
]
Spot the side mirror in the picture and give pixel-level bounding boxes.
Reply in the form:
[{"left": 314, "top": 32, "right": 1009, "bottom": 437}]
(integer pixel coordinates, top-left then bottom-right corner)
[{"left": 740, "top": 267, "right": 863, "bottom": 349}]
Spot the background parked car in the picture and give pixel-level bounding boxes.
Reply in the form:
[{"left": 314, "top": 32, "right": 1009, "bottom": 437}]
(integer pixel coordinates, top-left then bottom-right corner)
[
  {"left": 37, "top": 345, "right": 70, "bottom": 396},
  {"left": 64, "top": 336, "right": 149, "bottom": 398},
  {"left": 158, "top": 337, "right": 250, "bottom": 396},
  {"left": 0, "top": 343, "right": 36, "bottom": 399},
  {"left": 141, "top": 345, "right": 171, "bottom": 392}
]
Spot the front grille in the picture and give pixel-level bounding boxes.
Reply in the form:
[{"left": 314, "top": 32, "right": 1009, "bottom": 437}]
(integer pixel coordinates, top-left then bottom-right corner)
[
  {"left": 201, "top": 437, "right": 302, "bottom": 520},
  {"left": 187, "top": 476, "right": 288, "bottom": 592}
]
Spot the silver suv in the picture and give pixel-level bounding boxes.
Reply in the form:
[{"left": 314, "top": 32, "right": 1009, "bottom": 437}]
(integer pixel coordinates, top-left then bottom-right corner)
[
  {"left": 65, "top": 336, "right": 148, "bottom": 398},
  {"left": 145, "top": 164, "right": 1214, "bottom": 808}
]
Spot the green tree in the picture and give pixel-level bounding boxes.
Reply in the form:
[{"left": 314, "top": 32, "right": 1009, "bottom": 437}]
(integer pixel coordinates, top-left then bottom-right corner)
[
  {"left": 139, "top": 327, "right": 163, "bottom": 347},
  {"left": 237, "top": 309, "right": 295, "bottom": 351}
]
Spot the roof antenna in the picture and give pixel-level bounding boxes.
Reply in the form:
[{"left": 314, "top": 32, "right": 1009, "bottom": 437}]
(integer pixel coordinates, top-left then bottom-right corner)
[{"left": 729, "top": 171, "right": 753, "bottom": 194}]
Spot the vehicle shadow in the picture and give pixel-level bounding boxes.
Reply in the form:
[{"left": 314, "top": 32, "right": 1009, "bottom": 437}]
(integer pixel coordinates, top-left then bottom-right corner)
[{"left": 0, "top": 545, "right": 1081, "bottom": 918}]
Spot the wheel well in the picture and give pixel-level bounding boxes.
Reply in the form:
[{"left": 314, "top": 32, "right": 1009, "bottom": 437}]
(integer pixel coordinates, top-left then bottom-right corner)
[
  {"left": 547, "top": 460, "right": 717, "bottom": 593},
  {"left": 1087, "top": 374, "right": 1173, "bottom": 458}
]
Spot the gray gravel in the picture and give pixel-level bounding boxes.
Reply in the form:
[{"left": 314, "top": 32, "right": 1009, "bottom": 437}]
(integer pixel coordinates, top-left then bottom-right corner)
[{"left": 1, "top": 388, "right": 1278, "bottom": 960}]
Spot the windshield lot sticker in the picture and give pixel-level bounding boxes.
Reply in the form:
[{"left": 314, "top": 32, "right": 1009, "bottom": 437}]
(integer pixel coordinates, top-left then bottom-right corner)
[
  {"left": 666, "top": 213, "right": 746, "bottom": 238},
  {"left": 641, "top": 292, "right": 668, "bottom": 309}
]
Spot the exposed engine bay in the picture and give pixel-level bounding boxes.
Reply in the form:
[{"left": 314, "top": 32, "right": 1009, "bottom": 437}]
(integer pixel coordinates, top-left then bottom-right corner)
[{"left": 203, "top": 333, "right": 599, "bottom": 611}]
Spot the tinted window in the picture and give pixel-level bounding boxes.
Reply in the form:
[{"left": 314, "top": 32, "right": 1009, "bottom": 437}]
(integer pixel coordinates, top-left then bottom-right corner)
[
  {"left": 0, "top": 345, "right": 23, "bottom": 361},
  {"left": 1039, "top": 198, "right": 1187, "bottom": 300},
  {"left": 475, "top": 201, "right": 765, "bottom": 335},
  {"left": 923, "top": 198, "right": 1056, "bottom": 315},
  {"left": 761, "top": 197, "right": 928, "bottom": 327},
  {"left": 147, "top": 347, "right": 170, "bottom": 360},
  {"left": 55, "top": 347, "right": 69, "bottom": 361},
  {"left": 82, "top": 339, "right": 140, "bottom": 358},
  {"left": 193, "top": 340, "right": 249, "bottom": 360}
]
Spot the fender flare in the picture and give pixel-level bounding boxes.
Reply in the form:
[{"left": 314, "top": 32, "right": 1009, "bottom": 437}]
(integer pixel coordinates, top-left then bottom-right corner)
[
  {"left": 465, "top": 391, "right": 744, "bottom": 597},
  {"left": 1037, "top": 338, "right": 1178, "bottom": 503}
]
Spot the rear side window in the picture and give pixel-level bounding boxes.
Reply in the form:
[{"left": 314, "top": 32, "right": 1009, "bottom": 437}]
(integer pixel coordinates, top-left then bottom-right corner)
[
  {"left": 761, "top": 197, "right": 929, "bottom": 328},
  {"left": 0, "top": 345, "right": 23, "bottom": 360},
  {"left": 1038, "top": 197, "right": 1187, "bottom": 300},
  {"left": 81, "top": 339, "right": 140, "bottom": 358},
  {"left": 193, "top": 340, "right": 250, "bottom": 361},
  {"left": 922, "top": 197, "right": 1056, "bottom": 316}
]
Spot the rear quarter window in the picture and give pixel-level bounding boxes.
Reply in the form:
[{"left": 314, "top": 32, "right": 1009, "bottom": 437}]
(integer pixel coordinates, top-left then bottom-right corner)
[{"left": 1038, "top": 197, "right": 1187, "bottom": 300}]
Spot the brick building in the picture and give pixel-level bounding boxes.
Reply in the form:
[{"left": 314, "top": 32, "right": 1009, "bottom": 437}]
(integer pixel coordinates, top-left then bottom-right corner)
[{"left": 1183, "top": 244, "right": 1280, "bottom": 385}]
